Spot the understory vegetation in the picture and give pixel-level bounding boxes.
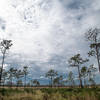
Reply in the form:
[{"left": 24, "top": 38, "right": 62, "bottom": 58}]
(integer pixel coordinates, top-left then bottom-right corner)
[{"left": 0, "top": 87, "right": 100, "bottom": 100}]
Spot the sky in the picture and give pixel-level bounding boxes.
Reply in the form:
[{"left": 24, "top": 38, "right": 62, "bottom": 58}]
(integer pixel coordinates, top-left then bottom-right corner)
[{"left": 0, "top": 0, "right": 100, "bottom": 81}]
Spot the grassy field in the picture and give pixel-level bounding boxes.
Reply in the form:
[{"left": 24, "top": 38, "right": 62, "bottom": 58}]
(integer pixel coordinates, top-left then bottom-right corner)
[{"left": 0, "top": 87, "right": 100, "bottom": 100}]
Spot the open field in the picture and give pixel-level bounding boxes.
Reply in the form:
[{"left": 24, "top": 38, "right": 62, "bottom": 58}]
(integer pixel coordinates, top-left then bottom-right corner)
[{"left": 0, "top": 87, "right": 100, "bottom": 100}]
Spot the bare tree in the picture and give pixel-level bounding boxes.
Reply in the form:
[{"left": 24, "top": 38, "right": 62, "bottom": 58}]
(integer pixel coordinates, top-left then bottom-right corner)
[
  {"left": 0, "top": 40, "right": 12, "bottom": 85},
  {"left": 85, "top": 28, "right": 100, "bottom": 72},
  {"left": 68, "top": 54, "right": 89, "bottom": 88}
]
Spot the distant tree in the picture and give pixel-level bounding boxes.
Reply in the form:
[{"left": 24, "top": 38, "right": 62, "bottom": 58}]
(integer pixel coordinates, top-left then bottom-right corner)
[
  {"left": 89, "top": 78, "right": 96, "bottom": 87},
  {"left": 0, "top": 40, "right": 12, "bottom": 85},
  {"left": 53, "top": 75, "right": 63, "bottom": 86},
  {"left": 87, "top": 64, "right": 97, "bottom": 86},
  {"left": 15, "top": 69, "right": 23, "bottom": 87},
  {"left": 33, "top": 79, "right": 40, "bottom": 87},
  {"left": 68, "top": 54, "right": 89, "bottom": 88},
  {"left": 27, "top": 82, "right": 31, "bottom": 87},
  {"left": 67, "top": 71, "right": 75, "bottom": 87},
  {"left": 17, "top": 80, "right": 23, "bottom": 87},
  {"left": 2, "top": 70, "right": 8, "bottom": 86},
  {"left": 81, "top": 66, "right": 88, "bottom": 86},
  {"left": 8, "top": 68, "right": 16, "bottom": 87},
  {"left": 85, "top": 28, "right": 100, "bottom": 72},
  {"left": 30, "top": 80, "right": 33, "bottom": 87},
  {"left": 53, "top": 77, "right": 59, "bottom": 86},
  {"left": 45, "top": 69, "right": 58, "bottom": 87},
  {"left": 23, "top": 66, "right": 28, "bottom": 87}
]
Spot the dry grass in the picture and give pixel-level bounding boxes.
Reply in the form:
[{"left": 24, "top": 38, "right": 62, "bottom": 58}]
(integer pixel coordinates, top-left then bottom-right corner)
[{"left": 0, "top": 88, "right": 100, "bottom": 100}]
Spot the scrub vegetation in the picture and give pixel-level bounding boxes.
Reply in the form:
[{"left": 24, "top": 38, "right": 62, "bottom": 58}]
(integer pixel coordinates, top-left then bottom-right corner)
[{"left": 0, "top": 87, "right": 100, "bottom": 100}]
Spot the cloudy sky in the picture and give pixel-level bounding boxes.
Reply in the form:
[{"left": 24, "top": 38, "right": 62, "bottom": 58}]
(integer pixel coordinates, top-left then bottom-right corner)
[{"left": 0, "top": 0, "right": 100, "bottom": 79}]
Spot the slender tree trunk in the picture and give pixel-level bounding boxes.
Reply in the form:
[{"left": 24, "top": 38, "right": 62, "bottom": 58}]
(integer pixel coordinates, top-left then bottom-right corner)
[
  {"left": 95, "top": 45, "right": 100, "bottom": 72},
  {"left": 17, "top": 80, "right": 18, "bottom": 87},
  {"left": 16, "top": 78, "right": 19, "bottom": 87},
  {"left": 72, "top": 79, "right": 75, "bottom": 87},
  {"left": 3, "top": 77, "right": 5, "bottom": 87},
  {"left": 11, "top": 74, "right": 13, "bottom": 87},
  {"left": 0, "top": 49, "right": 6, "bottom": 86},
  {"left": 84, "top": 78, "right": 86, "bottom": 86},
  {"left": 11, "top": 78, "right": 12, "bottom": 87},
  {"left": 77, "top": 66, "right": 83, "bottom": 88},
  {"left": 84, "top": 76, "right": 87, "bottom": 88},
  {"left": 94, "top": 37, "right": 100, "bottom": 72},
  {"left": 25, "top": 74, "right": 26, "bottom": 87},
  {"left": 51, "top": 76, "right": 52, "bottom": 87}
]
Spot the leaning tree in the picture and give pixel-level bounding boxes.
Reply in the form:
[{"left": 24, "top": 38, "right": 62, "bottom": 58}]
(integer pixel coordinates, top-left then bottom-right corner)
[
  {"left": 0, "top": 40, "right": 12, "bottom": 85},
  {"left": 68, "top": 54, "right": 89, "bottom": 88}
]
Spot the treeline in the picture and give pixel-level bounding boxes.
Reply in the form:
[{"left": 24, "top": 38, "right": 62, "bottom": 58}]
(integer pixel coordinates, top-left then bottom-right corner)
[{"left": 0, "top": 28, "right": 100, "bottom": 88}]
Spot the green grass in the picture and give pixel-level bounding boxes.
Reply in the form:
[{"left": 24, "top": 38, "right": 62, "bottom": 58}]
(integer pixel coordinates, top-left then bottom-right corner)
[{"left": 0, "top": 87, "right": 100, "bottom": 100}]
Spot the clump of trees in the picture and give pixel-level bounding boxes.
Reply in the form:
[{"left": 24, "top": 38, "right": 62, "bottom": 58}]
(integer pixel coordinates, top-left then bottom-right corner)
[
  {"left": 44, "top": 27, "right": 99, "bottom": 88},
  {"left": 0, "top": 27, "right": 100, "bottom": 88},
  {"left": 68, "top": 54, "right": 89, "bottom": 88}
]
